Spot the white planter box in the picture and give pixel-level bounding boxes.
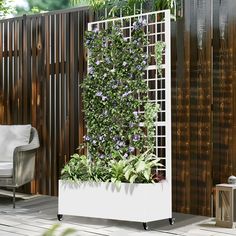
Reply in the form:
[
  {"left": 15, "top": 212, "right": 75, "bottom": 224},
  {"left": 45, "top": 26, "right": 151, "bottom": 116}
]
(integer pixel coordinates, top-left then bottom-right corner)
[{"left": 58, "top": 180, "right": 172, "bottom": 223}]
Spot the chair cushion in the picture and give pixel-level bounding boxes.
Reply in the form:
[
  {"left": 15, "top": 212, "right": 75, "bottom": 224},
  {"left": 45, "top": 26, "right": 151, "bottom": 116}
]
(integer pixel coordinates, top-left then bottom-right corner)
[
  {"left": 0, "top": 125, "right": 31, "bottom": 162},
  {"left": 0, "top": 162, "right": 13, "bottom": 177}
]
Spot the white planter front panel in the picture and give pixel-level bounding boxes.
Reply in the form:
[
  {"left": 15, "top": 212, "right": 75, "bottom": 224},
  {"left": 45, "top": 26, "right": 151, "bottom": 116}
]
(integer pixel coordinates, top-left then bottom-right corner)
[{"left": 58, "top": 180, "right": 171, "bottom": 222}]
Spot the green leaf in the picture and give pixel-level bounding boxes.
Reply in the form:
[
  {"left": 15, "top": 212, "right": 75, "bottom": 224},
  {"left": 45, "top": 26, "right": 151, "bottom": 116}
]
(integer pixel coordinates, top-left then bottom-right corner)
[
  {"left": 135, "top": 160, "right": 146, "bottom": 172},
  {"left": 129, "top": 174, "right": 138, "bottom": 183},
  {"left": 111, "top": 177, "right": 116, "bottom": 183},
  {"left": 143, "top": 169, "right": 151, "bottom": 180},
  {"left": 43, "top": 224, "right": 60, "bottom": 236},
  {"left": 124, "top": 167, "right": 133, "bottom": 180}
]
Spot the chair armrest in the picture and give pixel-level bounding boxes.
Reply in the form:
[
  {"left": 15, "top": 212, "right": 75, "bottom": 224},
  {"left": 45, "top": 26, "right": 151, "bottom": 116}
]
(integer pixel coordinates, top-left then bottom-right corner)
[
  {"left": 12, "top": 127, "right": 40, "bottom": 187},
  {"left": 14, "top": 143, "right": 39, "bottom": 153},
  {"left": 13, "top": 128, "right": 40, "bottom": 153}
]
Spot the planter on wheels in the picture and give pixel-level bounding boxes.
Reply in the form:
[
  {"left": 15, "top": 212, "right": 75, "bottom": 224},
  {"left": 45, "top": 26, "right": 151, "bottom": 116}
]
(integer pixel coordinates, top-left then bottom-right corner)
[{"left": 58, "top": 180, "right": 173, "bottom": 229}]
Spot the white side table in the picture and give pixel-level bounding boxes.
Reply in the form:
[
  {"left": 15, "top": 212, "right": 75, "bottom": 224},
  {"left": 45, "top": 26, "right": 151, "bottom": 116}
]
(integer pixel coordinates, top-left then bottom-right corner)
[{"left": 216, "top": 184, "right": 236, "bottom": 228}]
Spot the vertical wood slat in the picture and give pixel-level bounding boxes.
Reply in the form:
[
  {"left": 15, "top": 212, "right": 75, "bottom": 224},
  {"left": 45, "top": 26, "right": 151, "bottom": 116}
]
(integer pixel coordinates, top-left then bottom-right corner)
[
  {"left": 55, "top": 14, "right": 60, "bottom": 195},
  {"left": 8, "top": 20, "right": 13, "bottom": 124},
  {"left": 0, "top": 22, "right": 3, "bottom": 123},
  {"left": 45, "top": 14, "right": 51, "bottom": 195},
  {"left": 0, "top": 8, "right": 90, "bottom": 196},
  {"left": 4, "top": 21, "right": 8, "bottom": 123},
  {"left": 171, "top": 0, "right": 236, "bottom": 216},
  {"left": 13, "top": 20, "right": 19, "bottom": 123},
  {"left": 31, "top": 17, "right": 37, "bottom": 193},
  {"left": 50, "top": 14, "right": 55, "bottom": 196},
  {"left": 1, "top": 2, "right": 236, "bottom": 216}
]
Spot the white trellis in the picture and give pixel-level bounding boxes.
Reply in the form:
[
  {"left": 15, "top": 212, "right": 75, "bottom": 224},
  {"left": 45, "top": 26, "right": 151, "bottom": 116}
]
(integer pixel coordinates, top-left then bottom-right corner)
[
  {"left": 88, "top": 10, "right": 171, "bottom": 185},
  {"left": 58, "top": 10, "right": 172, "bottom": 227}
]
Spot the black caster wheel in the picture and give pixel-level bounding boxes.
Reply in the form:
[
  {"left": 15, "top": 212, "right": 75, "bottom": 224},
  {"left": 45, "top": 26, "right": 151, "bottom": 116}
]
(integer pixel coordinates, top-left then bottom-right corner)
[
  {"left": 169, "top": 217, "right": 175, "bottom": 225},
  {"left": 142, "top": 222, "right": 149, "bottom": 230},
  {"left": 57, "top": 214, "right": 63, "bottom": 221}
]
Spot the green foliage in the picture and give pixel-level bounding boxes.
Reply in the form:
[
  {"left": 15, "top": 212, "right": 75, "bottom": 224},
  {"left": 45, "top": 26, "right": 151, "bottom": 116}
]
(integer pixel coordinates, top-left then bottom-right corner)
[
  {"left": 61, "top": 153, "right": 111, "bottom": 182},
  {"left": 0, "top": 0, "right": 16, "bottom": 18},
  {"left": 70, "top": 0, "right": 176, "bottom": 17},
  {"left": 123, "top": 149, "right": 163, "bottom": 183},
  {"left": 82, "top": 22, "right": 149, "bottom": 159},
  {"left": 144, "top": 103, "right": 160, "bottom": 151},
  {"left": 61, "top": 150, "right": 163, "bottom": 185},
  {"left": 61, "top": 21, "right": 165, "bottom": 185},
  {"left": 155, "top": 41, "right": 165, "bottom": 76},
  {"left": 109, "top": 159, "right": 127, "bottom": 187},
  {"left": 43, "top": 224, "right": 76, "bottom": 236}
]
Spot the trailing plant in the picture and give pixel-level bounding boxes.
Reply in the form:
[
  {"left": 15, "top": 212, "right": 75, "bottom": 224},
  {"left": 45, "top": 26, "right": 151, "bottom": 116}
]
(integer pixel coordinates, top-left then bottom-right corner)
[
  {"left": 82, "top": 20, "right": 149, "bottom": 160},
  {"left": 62, "top": 20, "right": 164, "bottom": 185},
  {"left": 144, "top": 103, "right": 160, "bottom": 151},
  {"left": 155, "top": 41, "right": 165, "bottom": 76}
]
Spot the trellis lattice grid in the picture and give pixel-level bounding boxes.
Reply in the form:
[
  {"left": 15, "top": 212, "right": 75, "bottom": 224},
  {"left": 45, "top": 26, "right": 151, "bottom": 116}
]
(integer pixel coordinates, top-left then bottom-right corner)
[{"left": 88, "top": 10, "right": 171, "bottom": 182}]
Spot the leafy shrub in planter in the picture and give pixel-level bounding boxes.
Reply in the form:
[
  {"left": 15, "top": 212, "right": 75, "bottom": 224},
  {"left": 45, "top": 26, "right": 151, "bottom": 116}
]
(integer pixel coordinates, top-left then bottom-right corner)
[{"left": 61, "top": 19, "right": 163, "bottom": 185}]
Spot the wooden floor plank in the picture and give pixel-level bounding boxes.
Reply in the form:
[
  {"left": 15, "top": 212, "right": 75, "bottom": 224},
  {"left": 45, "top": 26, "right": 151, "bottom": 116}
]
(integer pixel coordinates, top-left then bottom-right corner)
[{"left": 0, "top": 194, "right": 236, "bottom": 236}]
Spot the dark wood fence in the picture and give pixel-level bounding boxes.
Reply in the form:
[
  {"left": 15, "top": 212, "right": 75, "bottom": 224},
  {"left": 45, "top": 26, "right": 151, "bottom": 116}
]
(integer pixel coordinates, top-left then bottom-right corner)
[
  {"left": 0, "top": 0, "right": 236, "bottom": 216},
  {"left": 0, "top": 7, "right": 91, "bottom": 195},
  {"left": 172, "top": 0, "right": 236, "bottom": 216}
]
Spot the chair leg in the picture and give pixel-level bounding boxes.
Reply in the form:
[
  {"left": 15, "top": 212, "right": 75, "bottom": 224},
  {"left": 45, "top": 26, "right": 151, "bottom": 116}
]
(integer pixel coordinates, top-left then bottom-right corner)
[{"left": 13, "top": 188, "right": 16, "bottom": 209}]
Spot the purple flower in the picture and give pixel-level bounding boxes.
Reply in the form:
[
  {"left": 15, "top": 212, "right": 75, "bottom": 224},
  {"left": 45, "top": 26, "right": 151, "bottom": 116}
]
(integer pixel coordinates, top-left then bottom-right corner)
[
  {"left": 133, "top": 111, "right": 138, "bottom": 117},
  {"left": 139, "top": 18, "right": 147, "bottom": 26},
  {"left": 123, "top": 61, "right": 127, "bottom": 66},
  {"left": 133, "top": 18, "right": 147, "bottom": 31},
  {"left": 92, "top": 140, "right": 97, "bottom": 145},
  {"left": 99, "top": 154, "right": 105, "bottom": 159},
  {"left": 99, "top": 136, "right": 104, "bottom": 141},
  {"left": 136, "top": 65, "right": 142, "bottom": 70},
  {"left": 83, "top": 135, "right": 90, "bottom": 142},
  {"left": 96, "top": 91, "right": 103, "bottom": 97},
  {"left": 93, "top": 27, "right": 99, "bottom": 33},
  {"left": 132, "top": 134, "right": 140, "bottom": 142},
  {"left": 117, "top": 141, "right": 125, "bottom": 147},
  {"left": 129, "top": 122, "right": 134, "bottom": 128},
  {"left": 96, "top": 60, "right": 101, "bottom": 65},
  {"left": 88, "top": 67, "right": 94, "bottom": 75},
  {"left": 122, "top": 91, "right": 132, "bottom": 98},
  {"left": 124, "top": 153, "right": 128, "bottom": 158},
  {"left": 102, "top": 96, "right": 107, "bottom": 101},
  {"left": 113, "top": 136, "right": 119, "bottom": 141},
  {"left": 128, "top": 146, "right": 135, "bottom": 153}
]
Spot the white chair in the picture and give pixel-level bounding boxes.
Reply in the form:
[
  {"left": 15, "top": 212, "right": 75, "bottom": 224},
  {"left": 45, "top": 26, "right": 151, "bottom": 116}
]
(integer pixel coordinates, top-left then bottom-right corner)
[{"left": 0, "top": 125, "right": 40, "bottom": 208}]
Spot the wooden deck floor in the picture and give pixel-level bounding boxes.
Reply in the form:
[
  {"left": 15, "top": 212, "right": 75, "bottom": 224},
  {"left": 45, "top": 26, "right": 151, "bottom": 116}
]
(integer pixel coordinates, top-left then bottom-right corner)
[{"left": 0, "top": 192, "right": 235, "bottom": 236}]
